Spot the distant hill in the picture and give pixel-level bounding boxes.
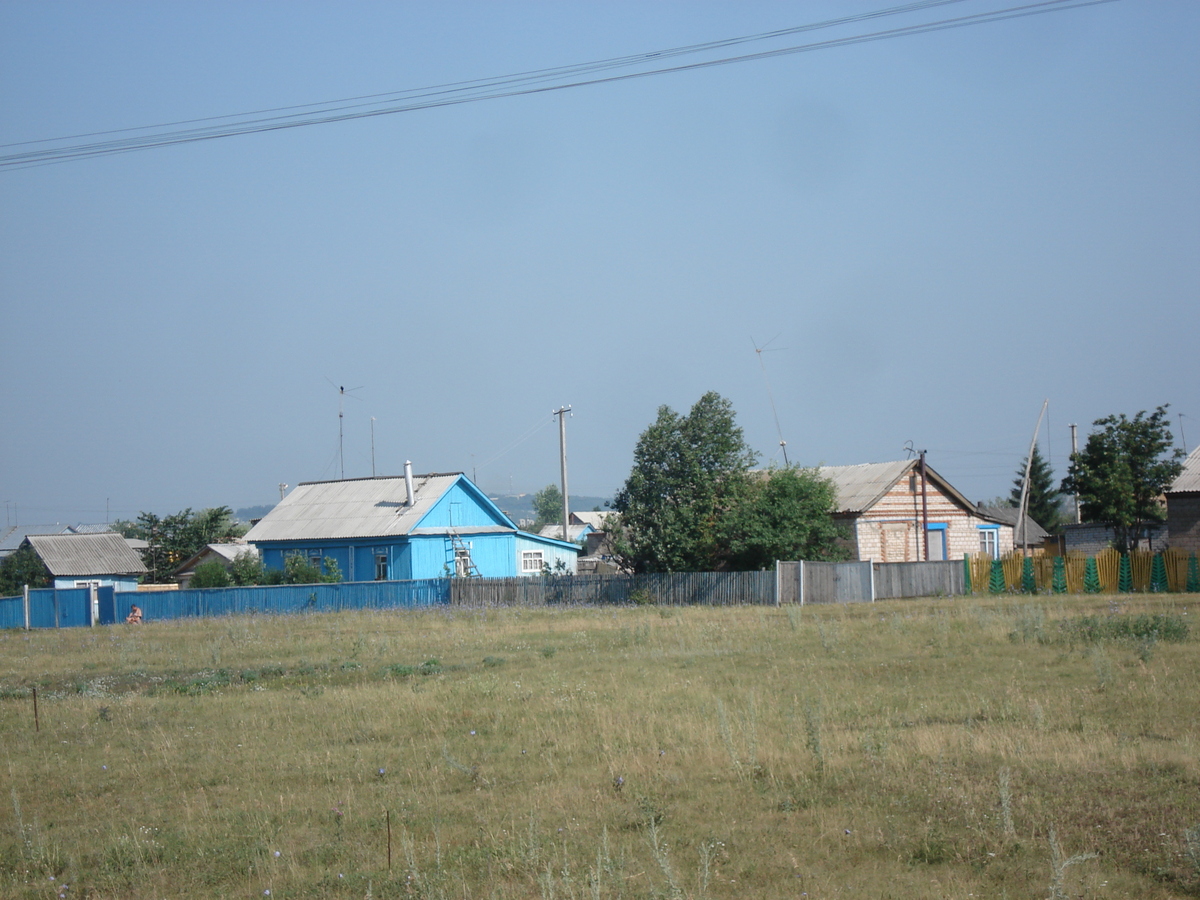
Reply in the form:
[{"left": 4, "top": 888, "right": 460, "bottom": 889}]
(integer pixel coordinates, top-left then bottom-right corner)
[{"left": 234, "top": 504, "right": 275, "bottom": 523}]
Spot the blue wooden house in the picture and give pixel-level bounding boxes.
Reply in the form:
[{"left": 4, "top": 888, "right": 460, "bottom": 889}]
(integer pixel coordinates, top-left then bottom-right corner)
[{"left": 244, "top": 466, "right": 580, "bottom": 581}]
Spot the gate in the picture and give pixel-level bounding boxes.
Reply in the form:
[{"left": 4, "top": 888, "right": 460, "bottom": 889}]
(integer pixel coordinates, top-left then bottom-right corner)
[{"left": 799, "top": 560, "right": 874, "bottom": 604}]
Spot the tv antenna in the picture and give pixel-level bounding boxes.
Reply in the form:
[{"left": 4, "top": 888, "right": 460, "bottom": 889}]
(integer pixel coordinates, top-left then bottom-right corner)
[
  {"left": 325, "top": 378, "right": 364, "bottom": 480},
  {"left": 751, "top": 335, "right": 789, "bottom": 465}
]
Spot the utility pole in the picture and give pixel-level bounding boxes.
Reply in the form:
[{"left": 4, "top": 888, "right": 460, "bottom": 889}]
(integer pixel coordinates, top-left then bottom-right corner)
[
  {"left": 553, "top": 406, "right": 572, "bottom": 542},
  {"left": 919, "top": 450, "right": 929, "bottom": 560},
  {"left": 370, "top": 417, "right": 377, "bottom": 477},
  {"left": 1069, "top": 423, "right": 1081, "bottom": 525},
  {"left": 279, "top": 483, "right": 288, "bottom": 501},
  {"left": 1016, "top": 400, "right": 1049, "bottom": 556}
]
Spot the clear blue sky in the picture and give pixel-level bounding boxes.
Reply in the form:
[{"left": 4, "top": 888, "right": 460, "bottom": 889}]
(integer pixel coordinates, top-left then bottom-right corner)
[{"left": 2, "top": 1, "right": 1196, "bottom": 525}]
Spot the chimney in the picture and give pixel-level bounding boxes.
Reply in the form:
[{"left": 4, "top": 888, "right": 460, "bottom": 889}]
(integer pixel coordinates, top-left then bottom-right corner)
[{"left": 404, "top": 460, "right": 415, "bottom": 506}]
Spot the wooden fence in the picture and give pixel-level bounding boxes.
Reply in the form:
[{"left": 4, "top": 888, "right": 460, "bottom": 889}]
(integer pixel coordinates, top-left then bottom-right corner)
[{"left": 965, "top": 548, "right": 1199, "bottom": 594}]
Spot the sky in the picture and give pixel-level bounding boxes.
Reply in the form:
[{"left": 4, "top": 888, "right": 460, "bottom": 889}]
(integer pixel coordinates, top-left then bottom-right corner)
[{"left": 1, "top": 0, "right": 1197, "bottom": 526}]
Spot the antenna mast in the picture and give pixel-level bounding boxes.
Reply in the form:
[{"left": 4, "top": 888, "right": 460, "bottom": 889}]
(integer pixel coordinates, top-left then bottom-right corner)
[{"left": 752, "top": 337, "right": 789, "bottom": 465}]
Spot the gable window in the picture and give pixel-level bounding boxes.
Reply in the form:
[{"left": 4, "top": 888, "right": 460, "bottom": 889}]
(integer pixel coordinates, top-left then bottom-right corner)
[
  {"left": 521, "top": 550, "right": 544, "bottom": 573},
  {"left": 375, "top": 552, "right": 388, "bottom": 581},
  {"left": 978, "top": 526, "right": 1000, "bottom": 559}
]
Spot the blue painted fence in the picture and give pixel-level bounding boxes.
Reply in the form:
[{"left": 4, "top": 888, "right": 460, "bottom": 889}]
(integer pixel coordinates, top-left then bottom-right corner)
[{"left": 0, "top": 579, "right": 448, "bottom": 629}]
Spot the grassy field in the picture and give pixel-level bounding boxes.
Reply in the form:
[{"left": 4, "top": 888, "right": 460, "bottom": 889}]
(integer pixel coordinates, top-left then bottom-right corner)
[{"left": 1, "top": 594, "right": 1198, "bottom": 899}]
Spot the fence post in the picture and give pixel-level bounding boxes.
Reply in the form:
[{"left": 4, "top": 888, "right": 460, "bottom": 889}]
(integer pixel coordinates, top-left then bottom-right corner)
[
  {"left": 53, "top": 589, "right": 60, "bottom": 628},
  {"left": 774, "top": 562, "right": 781, "bottom": 606},
  {"left": 798, "top": 560, "right": 805, "bottom": 606},
  {"left": 23, "top": 584, "right": 30, "bottom": 630},
  {"left": 90, "top": 583, "right": 98, "bottom": 627},
  {"left": 869, "top": 562, "right": 876, "bottom": 602}
]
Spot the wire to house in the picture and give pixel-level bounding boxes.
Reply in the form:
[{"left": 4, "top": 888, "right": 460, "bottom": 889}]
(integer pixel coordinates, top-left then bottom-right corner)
[{"left": 1, "top": 0, "right": 1118, "bottom": 171}]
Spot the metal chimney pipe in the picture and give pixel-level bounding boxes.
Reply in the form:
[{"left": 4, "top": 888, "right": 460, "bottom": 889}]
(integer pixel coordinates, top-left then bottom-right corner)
[{"left": 404, "top": 460, "right": 415, "bottom": 506}]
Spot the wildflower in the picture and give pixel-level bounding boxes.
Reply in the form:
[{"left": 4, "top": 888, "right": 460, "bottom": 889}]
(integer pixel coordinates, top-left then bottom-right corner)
[
  {"left": 101, "top": 765, "right": 107, "bottom": 770},
  {"left": 469, "top": 730, "right": 476, "bottom": 735},
  {"left": 273, "top": 850, "right": 281, "bottom": 857}
]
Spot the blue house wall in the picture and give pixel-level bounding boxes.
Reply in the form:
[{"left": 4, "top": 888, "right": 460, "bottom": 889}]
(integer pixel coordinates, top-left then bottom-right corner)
[
  {"left": 254, "top": 475, "right": 579, "bottom": 581},
  {"left": 52, "top": 575, "right": 140, "bottom": 592}
]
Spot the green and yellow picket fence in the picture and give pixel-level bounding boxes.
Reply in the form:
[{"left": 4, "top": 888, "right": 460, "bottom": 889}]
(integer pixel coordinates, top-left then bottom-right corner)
[{"left": 965, "top": 548, "right": 1200, "bottom": 594}]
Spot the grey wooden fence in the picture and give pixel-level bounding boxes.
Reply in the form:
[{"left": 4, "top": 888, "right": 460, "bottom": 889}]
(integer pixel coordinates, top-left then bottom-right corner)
[
  {"left": 450, "top": 571, "right": 776, "bottom": 607},
  {"left": 873, "top": 561, "right": 964, "bottom": 599}
]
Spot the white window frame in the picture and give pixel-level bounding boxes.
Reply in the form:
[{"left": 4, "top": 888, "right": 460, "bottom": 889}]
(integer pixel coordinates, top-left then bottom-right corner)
[
  {"left": 374, "top": 552, "right": 388, "bottom": 581},
  {"left": 521, "top": 550, "right": 544, "bottom": 573},
  {"left": 979, "top": 526, "right": 1000, "bottom": 559}
]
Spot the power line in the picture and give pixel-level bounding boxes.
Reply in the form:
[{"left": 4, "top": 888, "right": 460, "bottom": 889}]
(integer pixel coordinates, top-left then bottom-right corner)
[{"left": 1, "top": 0, "right": 1117, "bottom": 171}]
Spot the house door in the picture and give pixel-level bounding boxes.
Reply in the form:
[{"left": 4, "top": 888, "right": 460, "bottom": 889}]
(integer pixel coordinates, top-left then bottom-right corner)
[{"left": 925, "top": 526, "right": 947, "bottom": 561}]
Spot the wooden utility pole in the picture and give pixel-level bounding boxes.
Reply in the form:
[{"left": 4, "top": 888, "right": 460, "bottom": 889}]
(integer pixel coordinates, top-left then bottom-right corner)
[
  {"left": 1017, "top": 400, "right": 1049, "bottom": 556},
  {"left": 553, "top": 407, "right": 572, "bottom": 542}
]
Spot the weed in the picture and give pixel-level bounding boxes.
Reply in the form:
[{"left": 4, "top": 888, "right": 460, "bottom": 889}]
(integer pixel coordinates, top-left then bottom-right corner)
[
  {"left": 1048, "top": 826, "right": 1098, "bottom": 900},
  {"left": 999, "top": 767, "right": 1016, "bottom": 839},
  {"left": 482, "top": 655, "right": 506, "bottom": 668}
]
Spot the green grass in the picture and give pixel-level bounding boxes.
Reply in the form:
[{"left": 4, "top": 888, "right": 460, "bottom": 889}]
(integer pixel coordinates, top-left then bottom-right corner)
[{"left": 1, "top": 595, "right": 1198, "bottom": 898}]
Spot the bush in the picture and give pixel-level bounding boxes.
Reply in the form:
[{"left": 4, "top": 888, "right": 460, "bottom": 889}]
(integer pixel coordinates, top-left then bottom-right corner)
[{"left": 189, "top": 560, "right": 232, "bottom": 589}]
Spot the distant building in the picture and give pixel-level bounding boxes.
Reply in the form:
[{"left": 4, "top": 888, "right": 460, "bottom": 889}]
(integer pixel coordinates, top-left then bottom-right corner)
[
  {"left": 23, "top": 532, "right": 147, "bottom": 590},
  {"left": 245, "top": 466, "right": 580, "bottom": 580},
  {"left": 173, "top": 541, "right": 259, "bottom": 588},
  {"left": 1166, "top": 447, "right": 1200, "bottom": 553}
]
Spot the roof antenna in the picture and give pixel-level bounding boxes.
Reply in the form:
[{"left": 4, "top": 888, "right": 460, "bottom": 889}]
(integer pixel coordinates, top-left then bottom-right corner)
[
  {"left": 903, "top": 440, "right": 916, "bottom": 459},
  {"left": 751, "top": 335, "right": 789, "bottom": 466},
  {"left": 325, "top": 378, "right": 363, "bottom": 480}
]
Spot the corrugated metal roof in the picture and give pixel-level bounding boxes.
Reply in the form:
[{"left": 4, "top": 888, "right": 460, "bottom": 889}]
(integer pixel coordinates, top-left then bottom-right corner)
[
  {"left": 974, "top": 506, "right": 1049, "bottom": 543},
  {"left": 816, "top": 460, "right": 915, "bottom": 513},
  {"left": 538, "top": 523, "right": 592, "bottom": 541},
  {"left": 1169, "top": 447, "right": 1200, "bottom": 493},
  {"left": 26, "top": 532, "right": 148, "bottom": 577},
  {"left": 243, "top": 474, "right": 467, "bottom": 542},
  {"left": 569, "top": 511, "right": 613, "bottom": 529}
]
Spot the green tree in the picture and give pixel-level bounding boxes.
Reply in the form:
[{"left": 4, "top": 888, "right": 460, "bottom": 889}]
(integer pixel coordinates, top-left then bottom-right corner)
[
  {"left": 531, "top": 484, "right": 564, "bottom": 531},
  {"left": 1009, "top": 445, "right": 1066, "bottom": 533},
  {"left": 613, "top": 392, "right": 757, "bottom": 572},
  {"left": 718, "top": 467, "right": 848, "bottom": 570},
  {"left": 189, "top": 559, "right": 233, "bottom": 589},
  {"left": 281, "top": 552, "right": 342, "bottom": 584},
  {"left": 115, "top": 506, "right": 246, "bottom": 583},
  {"left": 1061, "top": 405, "right": 1183, "bottom": 553},
  {"left": 0, "top": 544, "right": 50, "bottom": 596},
  {"left": 229, "top": 551, "right": 264, "bottom": 586}
]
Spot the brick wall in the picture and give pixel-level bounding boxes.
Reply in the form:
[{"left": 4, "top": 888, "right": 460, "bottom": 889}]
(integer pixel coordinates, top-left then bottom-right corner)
[
  {"left": 843, "top": 475, "right": 1013, "bottom": 562},
  {"left": 1167, "top": 494, "right": 1200, "bottom": 553}
]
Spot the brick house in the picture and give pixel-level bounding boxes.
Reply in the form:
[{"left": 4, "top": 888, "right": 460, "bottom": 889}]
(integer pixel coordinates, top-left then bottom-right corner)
[
  {"left": 1166, "top": 447, "right": 1200, "bottom": 553},
  {"left": 818, "top": 460, "right": 1013, "bottom": 562}
]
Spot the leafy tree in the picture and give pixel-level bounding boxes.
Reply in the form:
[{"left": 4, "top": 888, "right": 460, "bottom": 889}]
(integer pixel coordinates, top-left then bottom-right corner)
[
  {"left": 229, "top": 551, "right": 265, "bottom": 586},
  {"left": 718, "top": 467, "right": 849, "bottom": 570},
  {"left": 189, "top": 559, "right": 233, "bottom": 589},
  {"left": 0, "top": 544, "right": 50, "bottom": 596},
  {"left": 1009, "top": 445, "right": 1066, "bottom": 533},
  {"left": 1061, "top": 405, "right": 1183, "bottom": 552},
  {"left": 531, "top": 484, "right": 564, "bottom": 531},
  {"left": 613, "top": 392, "right": 757, "bottom": 572},
  {"left": 281, "top": 552, "right": 342, "bottom": 584},
  {"left": 115, "top": 506, "right": 246, "bottom": 583}
]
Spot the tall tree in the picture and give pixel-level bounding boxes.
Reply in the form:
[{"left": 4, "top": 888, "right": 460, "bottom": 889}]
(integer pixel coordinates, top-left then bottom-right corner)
[
  {"left": 531, "top": 484, "right": 564, "bottom": 531},
  {"left": 1061, "top": 405, "right": 1183, "bottom": 552},
  {"left": 612, "top": 393, "right": 845, "bottom": 572},
  {"left": 717, "top": 467, "right": 848, "bottom": 570},
  {"left": 1008, "top": 445, "right": 1065, "bottom": 533},
  {"left": 613, "top": 392, "right": 757, "bottom": 572},
  {"left": 114, "top": 506, "right": 246, "bottom": 583},
  {"left": 0, "top": 544, "right": 50, "bottom": 596}
]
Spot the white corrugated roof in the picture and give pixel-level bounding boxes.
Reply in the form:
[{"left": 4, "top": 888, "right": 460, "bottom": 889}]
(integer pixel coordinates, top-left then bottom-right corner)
[
  {"left": 27, "top": 532, "right": 148, "bottom": 577},
  {"left": 816, "top": 460, "right": 915, "bottom": 514},
  {"left": 244, "top": 474, "right": 469, "bottom": 542},
  {"left": 1170, "top": 447, "right": 1200, "bottom": 493}
]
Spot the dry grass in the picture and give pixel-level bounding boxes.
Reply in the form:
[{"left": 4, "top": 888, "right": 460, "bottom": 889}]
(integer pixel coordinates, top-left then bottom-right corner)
[{"left": 1, "top": 594, "right": 1197, "bottom": 899}]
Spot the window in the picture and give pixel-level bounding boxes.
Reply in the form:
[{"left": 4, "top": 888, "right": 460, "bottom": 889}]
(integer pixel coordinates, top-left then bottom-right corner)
[
  {"left": 375, "top": 552, "right": 388, "bottom": 581},
  {"left": 979, "top": 526, "right": 1000, "bottom": 559},
  {"left": 521, "top": 550, "right": 544, "bottom": 573},
  {"left": 455, "top": 546, "right": 472, "bottom": 577}
]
